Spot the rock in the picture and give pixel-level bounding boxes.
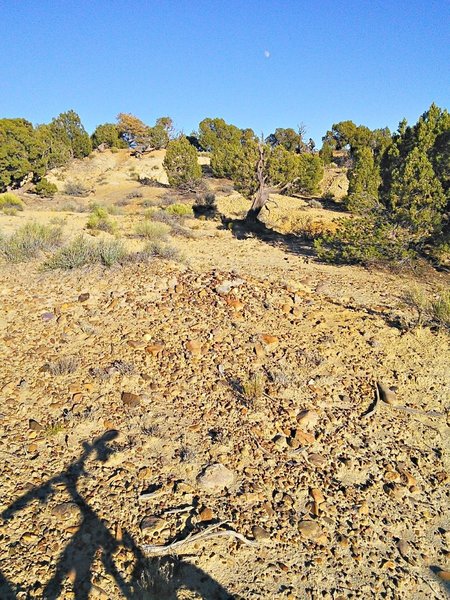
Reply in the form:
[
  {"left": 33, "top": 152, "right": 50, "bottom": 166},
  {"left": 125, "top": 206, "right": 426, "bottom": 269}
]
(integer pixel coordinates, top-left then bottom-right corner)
[
  {"left": 294, "top": 429, "right": 315, "bottom": 445},
  {"left": 140, "top": 516, "right": 167, "bottom": 534},
  {"left": 377, "top": 382, "right": 397, "bottom": 405},
  {"left": 121, "top": 392, "right": 141, "bottom": 407},
  {"left": 308, "top": 453, "right": 326, "bottom": 467},
  {"left": 198, "top": 507, "right": 214, "bottom": 522},
  {"left": 225, "top": 297, "right": 244, "bottom": 311},
  {"left": 186, "top": 339, "right": 202, "bottom": 356},
  {"left": 296, "top": 409, "right": 319, "bottom": 430},
  {"left": 51, "top": 502, "right": 79, "bottom": 519},
  {"left": 310, "top": 488, "right": 325, "bottom": 505},
  {"left": 78, "top": 293, "right": 90, "bottom": 302},
  {"left": 254, "top": 342, "right": 266, "bottom": 360},
  {"left": 41, "top": 312, "right": 55, "bottom": 322},
  {"left": 216, "top": 280, "right": 245, "bottom": 295},
  {"left": 28, "top": 419, "right": 44, "bottom": 431},
  {"left": 396, "top": 539, "right": 411, "bottom": 560},
  {"left": 260, "top": 335, "right": 279, "bottom": 351},
  {"left": 21, "top": 532, "right": 40, "bottom": 545},
  {"left": 196, "top": 463, "right": 235, "bottom": 491},
  {"left": 298, "top": 520, "right": 323, "bottom": 541},
  {"left": 145, "top": 344, "right": 164, "bottom": 356},
  {"left": 252, "top": 525, "right": 271, "bottom": 541}
]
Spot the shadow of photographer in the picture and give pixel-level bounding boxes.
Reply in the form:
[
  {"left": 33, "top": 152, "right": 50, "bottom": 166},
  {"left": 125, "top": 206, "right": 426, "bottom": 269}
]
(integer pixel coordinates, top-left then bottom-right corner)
[{"left": 1, "top": 430, "right": 236, "bottom": 599}]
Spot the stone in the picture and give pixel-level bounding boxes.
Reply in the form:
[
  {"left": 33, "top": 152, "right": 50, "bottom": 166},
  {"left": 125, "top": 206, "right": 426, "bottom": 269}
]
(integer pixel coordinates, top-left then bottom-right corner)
[
  {"left": 296, "top": 409, "right": 319, "bottom": 430},
  {"left": 140, "top": 516, "right": 167, "bottom": 534},
  {"left": 28, "top": 419, "right": 44, "bottom": 431},
  {"left": 298, "top": 520, "right": 323, "bottom": 541},
  {"left": 308, "top": 453, "right": 326, "bottom": 467},
  {"left": 121, "top": 392, "right": 141, "bottom": 407},
  {"left": 145, "top": 344, "right": 164, "bottom": 356},
  {"left": 252, "top": 525, "right": 271, "bottom": 541},
  {"left": 377, "top": 382, "right": 397, "bottom": 405},
  {"left": 199, "top": 507, "right": 214, "bottom": 522},
  {"left": 196, "top": 463, "right": 235, "bottom": 491},
  {"left": 78, "top": 293, "right": 90, "bottom": 302},
  {"left": 41, "top": 312, "right": 55, "bottom": 322},
  {"left": 310, "top": 488, "right": 325, "bottom": 505},
  {"left": 294, "top": 429, "right": 315, "bottom": 445},
  {"left": 186, "top": 340, "right": 202, "bottom": 356},
  {"left": 260, "top": 335, "right": 279, "bottom": 351},
  {"left": 51, "top": 502, "right": 80, "bottom": 519}
]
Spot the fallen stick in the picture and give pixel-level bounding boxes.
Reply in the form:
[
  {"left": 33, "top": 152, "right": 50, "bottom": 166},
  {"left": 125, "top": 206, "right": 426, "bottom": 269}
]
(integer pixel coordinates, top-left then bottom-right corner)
[{"left": 142, "top": 521, "right": 258, "bottom": 555}]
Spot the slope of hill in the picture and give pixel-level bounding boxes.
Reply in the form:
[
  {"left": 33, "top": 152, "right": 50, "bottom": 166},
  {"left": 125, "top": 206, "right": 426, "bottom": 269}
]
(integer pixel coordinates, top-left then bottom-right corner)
[{"left": 0, "top": 150, "right": 449, "bottom": 599}]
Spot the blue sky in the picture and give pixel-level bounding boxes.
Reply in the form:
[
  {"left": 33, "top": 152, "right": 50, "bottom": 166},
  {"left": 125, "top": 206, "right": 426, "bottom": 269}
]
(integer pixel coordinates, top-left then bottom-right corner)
[{"left": 0, "top": 1, "right": 449, "bottom": 144}]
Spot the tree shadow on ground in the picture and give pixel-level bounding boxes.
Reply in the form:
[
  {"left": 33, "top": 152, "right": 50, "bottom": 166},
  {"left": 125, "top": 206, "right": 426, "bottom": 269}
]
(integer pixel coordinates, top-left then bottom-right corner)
[
  {"left": 1, "top": 431, "right": 236, "bottom": 599},
  {"left": 220, "top": 214, "right": 316, "bottom": 259}
]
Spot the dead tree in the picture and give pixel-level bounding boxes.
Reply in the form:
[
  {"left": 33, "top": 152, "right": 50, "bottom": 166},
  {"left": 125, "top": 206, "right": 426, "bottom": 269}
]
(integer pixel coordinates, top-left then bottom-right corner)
[{"left": 245, "top": 142, "right": 269, "bottom": 223}]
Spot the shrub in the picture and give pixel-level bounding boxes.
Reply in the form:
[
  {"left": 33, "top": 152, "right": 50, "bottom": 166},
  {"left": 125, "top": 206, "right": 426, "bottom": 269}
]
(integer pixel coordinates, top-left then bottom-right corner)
[
  {"left": 149, "top": 210, "right": 178, "bottom": 225},
  {"left": 43, "top": 236, "right": 95, "bottom": 269},
  {"left": 314, "top": 216, "right": 414, "bottom": 266},
  {"left": 96, "top": 238, "right": 128, "bottom": 266},
  {"left": 135, "top": 220, "right": 170, "bottom": 240},
  {"left": 144, "top": 240, "right": 181, "bottom": 261},
  {"left": 306, "top": 199, "right": 323, "bottom": 209},
  {"left": 405, "top": 287, "right": 450, "bottom": 329},
  {"left": 0, "top": 222, "right": 63, "bottom": 262},
  {"left": 345, "top": 192, "right": 383, "bottom": 216},
  {"left": 43, "top": 235, "right": 127, "bottom": 269},
  {"left": 64, "top": 180, "right": 90, "bottom": 197},
  {"left": 86, "top": 206, "right": 117, "bottom": 233},
  {"left": 35, "top": 178, "right": 57, "bottom": 197},
  {"left": 165, "top": 203, "right": 194, "bottom": 217},
  {"left": 0, "top": 192, "right": 24, "bottom": 212},
  {"left": 126, "top": 190, "right": 143, "bottom": 199}
]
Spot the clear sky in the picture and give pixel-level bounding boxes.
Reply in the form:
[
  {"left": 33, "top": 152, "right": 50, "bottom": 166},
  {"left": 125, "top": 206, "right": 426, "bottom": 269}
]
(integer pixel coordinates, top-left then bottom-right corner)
[{"left": 0, "top": 0, "right": 449, "bottom": 144}]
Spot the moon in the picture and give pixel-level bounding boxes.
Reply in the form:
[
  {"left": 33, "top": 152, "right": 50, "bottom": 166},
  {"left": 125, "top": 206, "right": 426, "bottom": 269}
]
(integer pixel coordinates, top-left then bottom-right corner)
[{"left": 264, "top": 50, "right": 270, "bottom": 59}]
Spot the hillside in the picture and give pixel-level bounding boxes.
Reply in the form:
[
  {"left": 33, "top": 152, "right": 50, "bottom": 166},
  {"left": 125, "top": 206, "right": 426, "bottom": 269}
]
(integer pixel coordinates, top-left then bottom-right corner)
[{"left": 0, "top": 149, "right": 449, "bottom": 599}]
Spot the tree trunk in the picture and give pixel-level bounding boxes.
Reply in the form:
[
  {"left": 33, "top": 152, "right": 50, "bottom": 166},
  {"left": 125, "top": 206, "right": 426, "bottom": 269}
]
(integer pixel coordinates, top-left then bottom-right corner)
[{"left": 245, "top": 143, "right": 268, "bottom": 223}]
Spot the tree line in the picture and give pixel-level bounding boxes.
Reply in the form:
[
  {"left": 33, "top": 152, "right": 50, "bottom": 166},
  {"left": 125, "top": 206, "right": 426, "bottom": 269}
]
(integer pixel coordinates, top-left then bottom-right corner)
[{"left": 1, "top": 104, "right": 448, "bottom": 265}]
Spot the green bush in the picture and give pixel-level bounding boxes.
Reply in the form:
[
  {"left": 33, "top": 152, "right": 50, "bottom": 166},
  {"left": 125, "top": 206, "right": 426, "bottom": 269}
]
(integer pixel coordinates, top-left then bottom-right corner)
[
  {"left": 135, "top": 220, "right": 170, "bottom": 240},
  {"left": 0, "top": 222, "right": 63, "bottom": 262},
  {"left": 165, "top": 203, "right": 194, "bottom": 217},
  {"left": 86, "top": 206, "right": 117, "bottom": 233},
  {"left": 35, "top": 178, "right": 58, "bottom": 197},
  {"left": 0, "top": 192, "right": 24, "bottom": 212},
  {"left": 43, "top": 235, "right": 127, "bottom": 269},
  {"left": 314, "top": 216, "right": 414, "bottom": 266}
]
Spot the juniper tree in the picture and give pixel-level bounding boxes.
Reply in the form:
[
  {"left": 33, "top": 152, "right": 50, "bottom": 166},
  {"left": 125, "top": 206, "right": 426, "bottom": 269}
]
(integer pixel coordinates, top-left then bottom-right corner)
[{"left": 163, "top": 136, "right": 202, "bottom": 187}]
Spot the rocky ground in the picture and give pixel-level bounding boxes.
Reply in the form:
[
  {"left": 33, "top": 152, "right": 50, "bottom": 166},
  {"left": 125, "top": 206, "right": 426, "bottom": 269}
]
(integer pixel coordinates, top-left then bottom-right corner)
[{"left": 0, "top": 150, "right": 449, "bottom": 599}]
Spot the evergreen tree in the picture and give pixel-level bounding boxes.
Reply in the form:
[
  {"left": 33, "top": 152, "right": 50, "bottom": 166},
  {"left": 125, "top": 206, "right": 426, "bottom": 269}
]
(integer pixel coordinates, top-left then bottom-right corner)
[
  {"left": 163, "top": 136, "right": 201, "bottom": 187},
  {"left": 198, "top": 118, "right": 242, "bottom": 151},
  {"left": 390, "top": 147, "right": 446, "bottom": 238},
  {"left": 91, "top": 123, "right": 126, "bottom": 149},
  {"left": 346, "top": 147, "right": 381, "bottom": 214},
  {"left": 50, "top": 110, "right": 92, "bottom": 158},
  {"left": 0, "top": 118, "right": 45, "bottom": 190}
]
